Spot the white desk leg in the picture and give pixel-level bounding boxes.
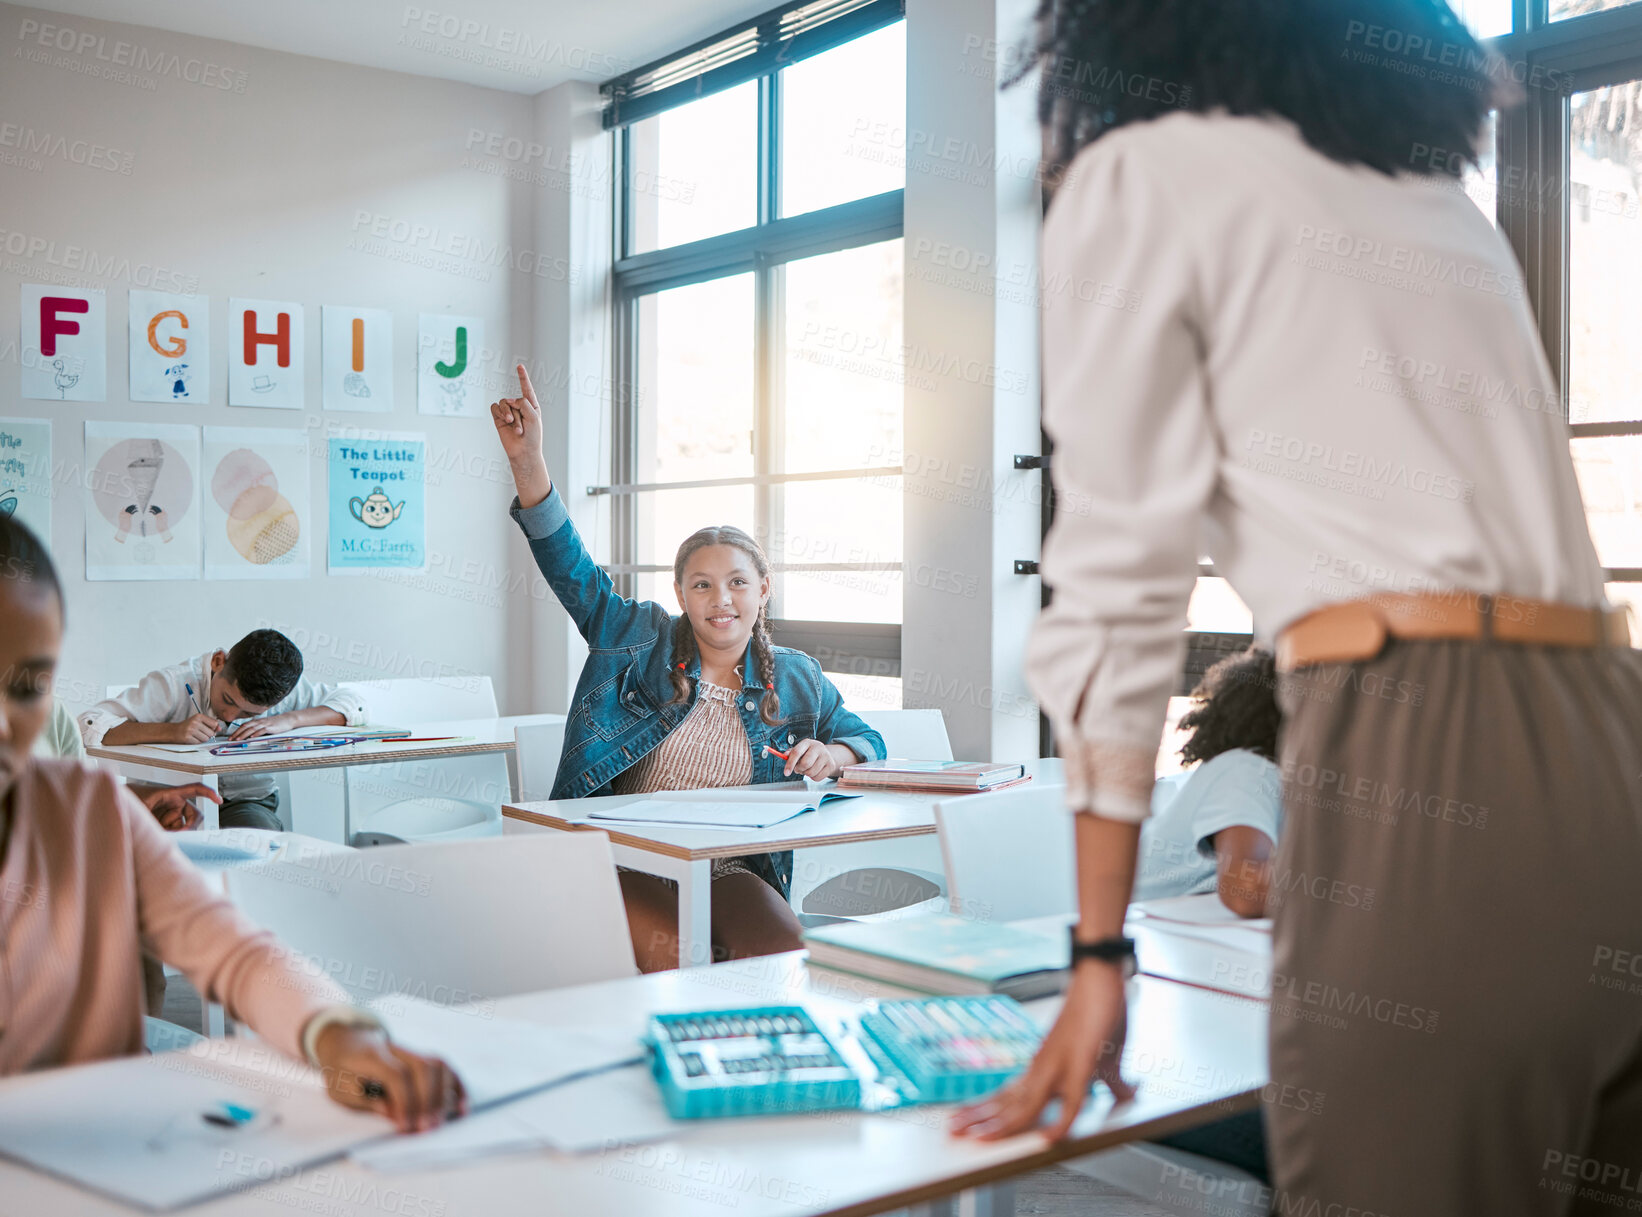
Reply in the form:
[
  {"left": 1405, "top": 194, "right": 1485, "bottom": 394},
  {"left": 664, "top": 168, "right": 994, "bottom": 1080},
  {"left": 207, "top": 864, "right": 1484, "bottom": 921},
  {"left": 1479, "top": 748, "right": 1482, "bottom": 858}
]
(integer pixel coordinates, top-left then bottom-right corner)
[
  {"left": 196, "top": 773, "right": 220, "bottom": 831},
  {"left": 676, "top": 858, "right": 713, "bottom": 970},
  {"left": 963, "top": 1184, "right": 1015, "bottom": 1217},
  {"left": 905, "top": 1201, "right": 956, "bottom": 1217},
  {"left": 341, "top": 768, "right": 353, "bottom": 847}
]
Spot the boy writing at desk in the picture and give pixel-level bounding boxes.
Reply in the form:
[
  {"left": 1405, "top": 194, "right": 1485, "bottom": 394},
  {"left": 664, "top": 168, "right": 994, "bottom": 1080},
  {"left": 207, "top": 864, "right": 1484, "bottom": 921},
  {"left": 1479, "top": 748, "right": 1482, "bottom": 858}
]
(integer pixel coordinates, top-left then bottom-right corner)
[{"left": 78, "top": 629, "right": 366, "bottom": 830}]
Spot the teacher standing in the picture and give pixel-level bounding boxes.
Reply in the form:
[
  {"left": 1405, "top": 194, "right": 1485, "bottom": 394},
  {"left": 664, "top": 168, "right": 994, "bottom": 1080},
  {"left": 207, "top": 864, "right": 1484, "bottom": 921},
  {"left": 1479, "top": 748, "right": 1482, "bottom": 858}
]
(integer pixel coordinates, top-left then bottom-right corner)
[{"left": 952, "top": 2, "right": 1642, "bottom": 1213}]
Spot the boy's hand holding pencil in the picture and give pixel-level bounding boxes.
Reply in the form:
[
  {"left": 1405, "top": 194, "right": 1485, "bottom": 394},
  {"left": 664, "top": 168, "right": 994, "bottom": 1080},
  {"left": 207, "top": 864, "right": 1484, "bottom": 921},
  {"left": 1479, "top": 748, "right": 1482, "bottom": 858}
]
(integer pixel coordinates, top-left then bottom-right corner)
[{"left": 170, "top": 713, "right": 221, "bottom": 744}]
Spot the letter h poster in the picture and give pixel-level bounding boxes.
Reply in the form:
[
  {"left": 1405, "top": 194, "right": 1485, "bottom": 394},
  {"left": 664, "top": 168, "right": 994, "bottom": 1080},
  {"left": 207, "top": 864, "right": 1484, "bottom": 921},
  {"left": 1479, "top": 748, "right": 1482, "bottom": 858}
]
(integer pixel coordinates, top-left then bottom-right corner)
[{"left": 328, "top": 435, "right": 425, "bottom": 573}]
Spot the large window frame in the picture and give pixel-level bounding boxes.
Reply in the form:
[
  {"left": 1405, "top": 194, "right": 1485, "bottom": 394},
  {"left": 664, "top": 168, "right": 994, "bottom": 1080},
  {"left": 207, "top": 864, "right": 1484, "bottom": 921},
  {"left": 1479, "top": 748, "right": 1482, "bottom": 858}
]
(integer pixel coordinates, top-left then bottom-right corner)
[
  {"left": 1496, "top": 0, "right": 1642, "bottom": 586},
  {"left": 600, "top": 0, "right": 907, "bottom": 677}
]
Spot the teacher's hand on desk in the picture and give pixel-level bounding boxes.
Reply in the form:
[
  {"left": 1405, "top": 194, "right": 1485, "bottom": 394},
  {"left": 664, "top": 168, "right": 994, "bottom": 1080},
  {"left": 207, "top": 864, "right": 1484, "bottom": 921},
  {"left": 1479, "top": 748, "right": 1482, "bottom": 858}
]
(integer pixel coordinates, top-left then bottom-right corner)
[
  {"left": 313, "top": 1023, "right": 467, "bottom": 1134},
  {"left": 948, "top": 961, "right": 1134, "bottom": 1141}
]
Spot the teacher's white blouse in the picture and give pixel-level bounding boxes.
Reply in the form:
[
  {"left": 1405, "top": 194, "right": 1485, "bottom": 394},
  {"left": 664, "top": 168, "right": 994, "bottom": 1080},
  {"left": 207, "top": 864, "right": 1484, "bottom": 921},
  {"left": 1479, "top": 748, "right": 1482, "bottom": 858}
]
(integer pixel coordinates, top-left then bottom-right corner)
[{"left": 1031, "top": 112, "right": 1605, "bottom": 822}]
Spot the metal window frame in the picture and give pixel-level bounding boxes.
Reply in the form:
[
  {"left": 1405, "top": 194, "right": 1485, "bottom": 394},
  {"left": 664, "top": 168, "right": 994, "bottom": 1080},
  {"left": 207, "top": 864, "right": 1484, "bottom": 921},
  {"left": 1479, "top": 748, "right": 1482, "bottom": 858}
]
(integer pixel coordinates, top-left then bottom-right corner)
[
  {"left": 1498, "top": 0, "right": 1642, "bottom": 583},
  {"left": 606, "top": 14, "right": 907, "bottom": 672}
]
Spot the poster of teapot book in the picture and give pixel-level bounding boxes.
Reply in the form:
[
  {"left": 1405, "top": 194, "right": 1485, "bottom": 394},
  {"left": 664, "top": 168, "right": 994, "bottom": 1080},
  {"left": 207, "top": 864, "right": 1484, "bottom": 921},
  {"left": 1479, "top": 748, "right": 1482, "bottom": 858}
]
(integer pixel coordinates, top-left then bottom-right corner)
[
  {"left": 327, "top": 434, "right": 425, "bottom": 573},
  {"left": 203, "top": 427, "right": 310, "bottom": 580},
  {"left": 84, "top": 421, "right": 202, "bottom": 581}
]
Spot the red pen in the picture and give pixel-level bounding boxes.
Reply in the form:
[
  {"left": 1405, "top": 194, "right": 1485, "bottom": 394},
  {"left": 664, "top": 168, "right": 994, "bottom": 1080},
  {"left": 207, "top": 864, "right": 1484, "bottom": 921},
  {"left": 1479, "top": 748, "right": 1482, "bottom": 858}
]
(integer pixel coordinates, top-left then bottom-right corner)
[{"left": 763, "top": 745, "right": 790, "bottom": 761}]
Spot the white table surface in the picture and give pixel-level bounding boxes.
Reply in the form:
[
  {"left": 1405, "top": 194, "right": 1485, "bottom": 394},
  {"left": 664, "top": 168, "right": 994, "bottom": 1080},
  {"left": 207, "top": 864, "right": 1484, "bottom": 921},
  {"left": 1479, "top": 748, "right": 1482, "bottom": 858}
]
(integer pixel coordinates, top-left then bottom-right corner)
[
  {"left": 89, "top": 715, "right": 564, "bottom": 833},
  {"left": 0, "top": 953, "right": 1267, "bottom": 1217},
  {"left": 503, "top": 758, "right": 1062, "bottom": 968}
]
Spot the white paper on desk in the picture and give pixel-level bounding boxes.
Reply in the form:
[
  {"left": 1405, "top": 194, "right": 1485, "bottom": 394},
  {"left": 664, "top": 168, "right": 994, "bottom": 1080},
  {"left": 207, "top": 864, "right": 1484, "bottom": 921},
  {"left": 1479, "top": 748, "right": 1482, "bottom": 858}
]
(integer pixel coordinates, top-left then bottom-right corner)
[
  {"left": 1131, "top": 894, "right": 1272, "bottom": 933},
  {"left": 354, "top": 1062, "right": 678, "bottom": 1172},
  {"left": 0, "top": 1044, "right": 386, "bottom": 1210},
  {"left": 647, "top": 786, "right": 861, "bottom": 806},
  {"left": 369, "top": 998, "right": 644, "bottom": 1108},
  {"left": 585, "top": 799, "right": 815, "bottom": 830},
  {"left": 175, "top": 829, "right": 280, "bottom": 865}
]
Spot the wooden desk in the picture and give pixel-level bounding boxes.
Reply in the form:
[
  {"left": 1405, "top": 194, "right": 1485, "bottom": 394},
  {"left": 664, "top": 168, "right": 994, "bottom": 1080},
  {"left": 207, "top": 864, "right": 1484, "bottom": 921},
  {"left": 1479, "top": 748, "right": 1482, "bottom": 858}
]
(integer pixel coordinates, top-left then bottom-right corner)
[
  {"left": 0, "top": 954, "right": 1267, "bottom": 1217},
  {"left": 504, "top": 760, "right": 1062, "bottom": 969},
  {"left": 90, "top": 717, "right": 540, "bottom": 836}
]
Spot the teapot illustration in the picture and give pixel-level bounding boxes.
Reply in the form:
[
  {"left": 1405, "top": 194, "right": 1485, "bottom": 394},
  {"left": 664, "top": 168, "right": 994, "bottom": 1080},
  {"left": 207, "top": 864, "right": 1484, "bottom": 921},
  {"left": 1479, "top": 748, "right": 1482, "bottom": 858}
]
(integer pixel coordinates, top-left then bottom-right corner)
[{"left": 349, "top": 486, "right": 404, "bottom": 529}]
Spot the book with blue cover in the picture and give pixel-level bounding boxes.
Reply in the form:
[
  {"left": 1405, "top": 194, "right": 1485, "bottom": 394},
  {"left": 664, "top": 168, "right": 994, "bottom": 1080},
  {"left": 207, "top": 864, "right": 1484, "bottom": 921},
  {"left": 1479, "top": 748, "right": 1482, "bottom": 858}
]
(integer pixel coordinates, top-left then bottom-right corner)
[{"left": 802, "top": 913, "right": 1069, "bottom": 999}]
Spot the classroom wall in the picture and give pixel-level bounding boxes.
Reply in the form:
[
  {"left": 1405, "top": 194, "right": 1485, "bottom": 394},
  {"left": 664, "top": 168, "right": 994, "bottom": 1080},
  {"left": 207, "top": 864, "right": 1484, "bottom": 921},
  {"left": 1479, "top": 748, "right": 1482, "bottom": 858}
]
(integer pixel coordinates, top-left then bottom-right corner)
[
  {"left": 902, "top": 0, "right": 1043, "bottom": 762},
  {"left": 0, "top": 2, "right": 593, "bottom": 717}
]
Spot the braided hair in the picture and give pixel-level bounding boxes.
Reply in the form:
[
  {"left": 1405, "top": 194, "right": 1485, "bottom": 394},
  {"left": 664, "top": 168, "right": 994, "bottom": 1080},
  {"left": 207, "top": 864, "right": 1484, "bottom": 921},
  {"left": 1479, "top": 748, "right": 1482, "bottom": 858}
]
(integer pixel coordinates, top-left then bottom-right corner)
[{"left": 667, "top": 525, "right": 782, "bottom": 726}]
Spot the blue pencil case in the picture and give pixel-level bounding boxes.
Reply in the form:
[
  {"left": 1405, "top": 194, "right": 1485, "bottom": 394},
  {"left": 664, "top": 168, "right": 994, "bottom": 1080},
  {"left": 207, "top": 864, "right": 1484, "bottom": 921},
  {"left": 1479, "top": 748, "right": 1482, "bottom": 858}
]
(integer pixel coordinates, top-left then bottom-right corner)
[{"left": 645, "top": 996, "right": 1042, "bottom": 1119}]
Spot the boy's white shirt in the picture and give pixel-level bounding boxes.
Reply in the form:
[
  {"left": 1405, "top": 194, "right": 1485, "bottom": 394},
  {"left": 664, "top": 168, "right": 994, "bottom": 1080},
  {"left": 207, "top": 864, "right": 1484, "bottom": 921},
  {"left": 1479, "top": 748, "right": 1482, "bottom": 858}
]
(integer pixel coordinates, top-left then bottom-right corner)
[
  {"left": 78, "top": 651, "right": 367, "bottom": 801},
  {"left": 1132, "top": 749, "right": 1282, "bottom": 903}
]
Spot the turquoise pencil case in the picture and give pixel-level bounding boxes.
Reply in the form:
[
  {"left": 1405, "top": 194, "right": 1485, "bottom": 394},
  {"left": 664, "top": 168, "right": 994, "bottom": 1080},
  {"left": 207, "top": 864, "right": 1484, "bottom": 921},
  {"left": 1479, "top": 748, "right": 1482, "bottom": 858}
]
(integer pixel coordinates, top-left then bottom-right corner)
[{"left": 645, "top": 996, "right": 1042, "bottom": 1119}]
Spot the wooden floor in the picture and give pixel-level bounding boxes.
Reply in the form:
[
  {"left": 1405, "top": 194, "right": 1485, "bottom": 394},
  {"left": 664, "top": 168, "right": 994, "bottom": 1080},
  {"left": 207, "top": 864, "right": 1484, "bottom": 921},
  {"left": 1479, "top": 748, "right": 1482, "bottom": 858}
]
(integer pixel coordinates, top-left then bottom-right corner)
[{"left": 156, "top": 978, "right": 1179, "bottom": 1216}]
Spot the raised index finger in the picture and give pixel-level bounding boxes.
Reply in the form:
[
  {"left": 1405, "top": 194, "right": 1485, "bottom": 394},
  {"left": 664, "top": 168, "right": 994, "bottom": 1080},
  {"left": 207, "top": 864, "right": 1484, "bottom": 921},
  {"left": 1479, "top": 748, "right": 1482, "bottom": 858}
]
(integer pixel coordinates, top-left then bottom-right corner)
[{"left": 515, "top": 363, "right": 539, "bottom": 410}]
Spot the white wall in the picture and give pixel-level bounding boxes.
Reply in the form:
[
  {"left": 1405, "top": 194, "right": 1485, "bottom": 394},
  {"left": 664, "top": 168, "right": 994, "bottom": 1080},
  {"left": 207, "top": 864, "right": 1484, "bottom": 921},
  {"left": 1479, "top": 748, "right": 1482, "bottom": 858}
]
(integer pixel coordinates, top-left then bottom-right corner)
[
  {"left": 0, "top": 2, "right": 605, "bottom": 716},
  {"left": 902, "top": 0, "right": 1043, "bottom": 762}
]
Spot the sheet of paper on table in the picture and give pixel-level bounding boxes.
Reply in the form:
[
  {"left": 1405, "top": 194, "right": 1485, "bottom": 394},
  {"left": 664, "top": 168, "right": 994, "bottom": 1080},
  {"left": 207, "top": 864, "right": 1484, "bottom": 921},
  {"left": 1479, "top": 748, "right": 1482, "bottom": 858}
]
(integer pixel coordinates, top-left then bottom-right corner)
[
  {"left": 369, "top": 998, "right": 645, "bottom": 1109},
  {"left": 352, "top": 1063, "right": 678, "bottom": 1172},
  {"left": 0, "top": 1040, "right": 386, "bottom": 1210}
]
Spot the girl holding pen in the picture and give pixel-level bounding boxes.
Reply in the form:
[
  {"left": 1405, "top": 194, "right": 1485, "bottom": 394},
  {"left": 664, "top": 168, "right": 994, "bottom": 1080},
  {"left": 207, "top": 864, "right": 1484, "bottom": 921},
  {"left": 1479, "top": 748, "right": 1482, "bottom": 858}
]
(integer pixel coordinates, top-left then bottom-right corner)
[{"left": 491, "top": 365, "right": 885, "bottom": 972}]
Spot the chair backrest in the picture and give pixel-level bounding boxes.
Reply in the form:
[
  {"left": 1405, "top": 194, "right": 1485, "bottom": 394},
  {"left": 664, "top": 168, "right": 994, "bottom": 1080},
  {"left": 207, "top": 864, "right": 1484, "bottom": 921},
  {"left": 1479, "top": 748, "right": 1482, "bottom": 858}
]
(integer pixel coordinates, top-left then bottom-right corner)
[
  {"left": 515, "top": 721, "right": 568, "bottom": 802},
  {"left": 224, "top": 834, "right": 636, "bottom": 1002},
  {"left": 338, "top": 675, "right": 499, "bottom": 723},
  {"left": 935, "top": 783, "right": 1076, "bottom": 923},
  {"left": 856, "top": 708, "right": 954, "bottom": 761}
]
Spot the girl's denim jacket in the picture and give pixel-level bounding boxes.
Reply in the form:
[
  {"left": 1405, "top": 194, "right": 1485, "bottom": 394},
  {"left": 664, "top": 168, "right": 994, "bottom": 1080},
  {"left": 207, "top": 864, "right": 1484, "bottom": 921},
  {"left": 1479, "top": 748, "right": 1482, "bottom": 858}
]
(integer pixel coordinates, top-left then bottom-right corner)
[{"left": 512, "top": 488, "right": 886, "bottom": 897}]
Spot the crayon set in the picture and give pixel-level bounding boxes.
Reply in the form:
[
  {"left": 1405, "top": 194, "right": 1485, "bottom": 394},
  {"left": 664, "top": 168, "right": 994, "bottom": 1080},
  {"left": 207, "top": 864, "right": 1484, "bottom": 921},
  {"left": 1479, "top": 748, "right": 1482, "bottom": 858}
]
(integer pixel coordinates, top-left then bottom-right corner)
[{"left": 646, "top": 996, "right": 1043, "bottom": 1119}]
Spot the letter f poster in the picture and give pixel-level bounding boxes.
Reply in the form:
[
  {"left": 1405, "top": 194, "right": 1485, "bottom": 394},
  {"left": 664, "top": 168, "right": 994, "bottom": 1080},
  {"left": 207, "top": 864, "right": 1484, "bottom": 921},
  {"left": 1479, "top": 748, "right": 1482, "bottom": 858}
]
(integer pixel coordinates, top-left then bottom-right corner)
[{"left": 328, "top": 434, "right": 425, "bottom": 573}]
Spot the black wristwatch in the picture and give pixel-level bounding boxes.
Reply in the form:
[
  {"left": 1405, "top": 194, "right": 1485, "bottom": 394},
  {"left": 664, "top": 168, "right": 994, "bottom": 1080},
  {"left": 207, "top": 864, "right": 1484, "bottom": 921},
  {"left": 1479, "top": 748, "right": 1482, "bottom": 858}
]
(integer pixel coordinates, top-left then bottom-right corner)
[{"left": 1068, "top": 929, "right": 1137, "bottom": 978}]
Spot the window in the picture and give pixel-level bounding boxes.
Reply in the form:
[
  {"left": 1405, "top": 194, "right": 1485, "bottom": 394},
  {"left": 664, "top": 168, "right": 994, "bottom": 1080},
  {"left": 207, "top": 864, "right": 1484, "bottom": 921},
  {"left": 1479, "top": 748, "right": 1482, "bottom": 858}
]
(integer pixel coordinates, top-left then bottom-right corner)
[
  {"left": 604, "top": 1, "right": 906, "bottom": 693},
  {"left": 1551, "top": 0, "right": 1642, "bottom": 21},
  {"left": 1495, "top": 6, "right": 1642, "bottom": 636}
]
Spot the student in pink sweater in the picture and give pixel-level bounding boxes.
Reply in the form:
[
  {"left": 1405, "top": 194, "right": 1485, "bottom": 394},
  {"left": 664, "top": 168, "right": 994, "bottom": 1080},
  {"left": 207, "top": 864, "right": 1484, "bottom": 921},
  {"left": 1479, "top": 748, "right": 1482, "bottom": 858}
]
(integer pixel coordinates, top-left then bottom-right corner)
[{"left": 0, "top": 515, "right": 464, "bottom": 1134}]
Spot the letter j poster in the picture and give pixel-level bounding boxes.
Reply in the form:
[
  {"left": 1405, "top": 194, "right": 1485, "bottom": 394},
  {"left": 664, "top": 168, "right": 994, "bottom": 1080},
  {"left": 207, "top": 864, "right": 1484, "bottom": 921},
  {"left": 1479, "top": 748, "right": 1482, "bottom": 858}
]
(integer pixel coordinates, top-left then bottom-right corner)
[{"left": 328, "top": 435, "right": 425, "bottom": 573}]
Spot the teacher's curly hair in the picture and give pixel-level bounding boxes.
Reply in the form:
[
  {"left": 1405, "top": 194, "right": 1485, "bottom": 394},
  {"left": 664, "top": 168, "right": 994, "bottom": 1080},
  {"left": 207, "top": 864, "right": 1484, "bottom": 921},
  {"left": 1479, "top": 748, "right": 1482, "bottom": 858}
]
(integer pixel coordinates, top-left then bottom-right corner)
[
  {"left": 1005, "top": 0, "right": 1513, "bottom": 191},
  {"left": 1178, "top": 645, "right": 1281, "bottom": 767}
]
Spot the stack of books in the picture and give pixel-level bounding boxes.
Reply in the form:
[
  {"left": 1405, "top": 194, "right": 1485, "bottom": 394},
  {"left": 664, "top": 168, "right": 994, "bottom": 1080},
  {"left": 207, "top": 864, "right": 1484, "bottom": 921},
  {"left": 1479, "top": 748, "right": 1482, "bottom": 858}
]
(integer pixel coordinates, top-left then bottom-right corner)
[
  {"left": 803, "top": 912, "right": 1069, "bottom": 1000},
  {"left": 837, "top": 759, "right": 1028, "bottom": 794}
]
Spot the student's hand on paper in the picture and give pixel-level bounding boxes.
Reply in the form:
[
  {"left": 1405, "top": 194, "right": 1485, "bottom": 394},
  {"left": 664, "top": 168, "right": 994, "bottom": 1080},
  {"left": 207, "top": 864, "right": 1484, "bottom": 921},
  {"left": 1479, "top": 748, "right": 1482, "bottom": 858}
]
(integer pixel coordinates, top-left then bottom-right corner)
[
  {"left": 172, "top": 713, "right": 221, "bottom": 744},
  {"left": 491, "top": 363, "right": 544, "bottom": 464},
  {"left": 315, "top": 1025, "right": 467, "bottom": 1134},
  {"left": 949, "top": 963, "right": 1134, "bottom": 1142},
  {"left": 782, "top": 739, "right": 847, "bottom": 781},
  {"left": 140, "top": 782, "right": 220, "bottom": 831},
  {"left": 230, "top": 712, "right": 300, "bottom": 741}
]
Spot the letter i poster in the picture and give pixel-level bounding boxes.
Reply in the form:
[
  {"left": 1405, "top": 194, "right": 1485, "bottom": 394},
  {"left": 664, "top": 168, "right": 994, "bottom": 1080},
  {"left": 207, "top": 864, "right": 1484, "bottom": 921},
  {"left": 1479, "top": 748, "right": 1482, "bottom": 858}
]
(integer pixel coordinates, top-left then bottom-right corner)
[
  {"left": 21, "top": 284, "right": 107, "bottom": 401},
  {"left": 229, "top": 298, "right": 304, "bottom": 409},
  {"left": 328, "top": 434, "right": 425, "bottom": 573}
]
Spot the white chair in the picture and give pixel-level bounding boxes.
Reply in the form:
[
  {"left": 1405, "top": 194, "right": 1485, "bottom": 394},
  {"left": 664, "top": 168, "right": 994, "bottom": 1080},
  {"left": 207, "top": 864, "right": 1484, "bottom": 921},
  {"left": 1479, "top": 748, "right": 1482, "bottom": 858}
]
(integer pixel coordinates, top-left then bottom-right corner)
[
  {"left": 336, "top": 676, "right": 509, "bottom": 846},
  {"left": 515, "top": 721, "right": 568, "bottom": 802},
  {"left": 935, "top": 783, "right": 1077, "bottom": 924},
  {"left": 223, "top": 834, "right": 637, "bottom": 1003},
  {"left": 791, "top": 708, "right": 954, "bottom": 923},
  {"left": 856, "top": 708, "right": 955, "bottom": 761}
]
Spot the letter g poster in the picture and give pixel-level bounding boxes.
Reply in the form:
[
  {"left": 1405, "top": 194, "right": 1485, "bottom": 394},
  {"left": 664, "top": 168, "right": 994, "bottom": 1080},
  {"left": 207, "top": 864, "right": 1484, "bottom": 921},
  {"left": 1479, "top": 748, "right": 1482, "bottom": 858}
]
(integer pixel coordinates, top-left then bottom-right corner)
[{"left": 328, "top": 434, "right": 426, "bottom": 573}]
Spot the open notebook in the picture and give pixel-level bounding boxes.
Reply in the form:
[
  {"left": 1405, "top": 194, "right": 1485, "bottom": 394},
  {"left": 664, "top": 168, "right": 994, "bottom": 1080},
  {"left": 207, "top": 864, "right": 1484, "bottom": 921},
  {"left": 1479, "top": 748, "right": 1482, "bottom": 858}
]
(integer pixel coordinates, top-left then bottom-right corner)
[{"left": 577, "top": 786, "right": 861, "bottom": 831}]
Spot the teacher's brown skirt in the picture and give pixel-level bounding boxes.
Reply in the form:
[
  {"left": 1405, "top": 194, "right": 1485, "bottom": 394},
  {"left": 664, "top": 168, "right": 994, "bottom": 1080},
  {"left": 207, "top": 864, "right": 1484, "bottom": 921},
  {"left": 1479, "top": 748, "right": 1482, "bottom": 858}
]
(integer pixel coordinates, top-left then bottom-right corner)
[{"left": 1265, "top": 638, "right": 1642, "bottom": 1217}]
